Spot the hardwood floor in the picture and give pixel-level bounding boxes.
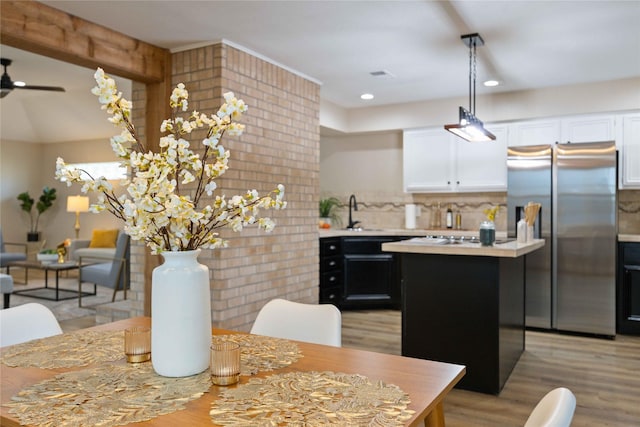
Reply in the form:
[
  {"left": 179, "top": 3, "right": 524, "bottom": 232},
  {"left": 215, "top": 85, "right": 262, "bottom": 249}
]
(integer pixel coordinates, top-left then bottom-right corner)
[
  {"left": 341, "top": 309, "right": 640, "bottom": 427},
  {"left": 59, "top": 315, "right": 100, "bottom": 332}
]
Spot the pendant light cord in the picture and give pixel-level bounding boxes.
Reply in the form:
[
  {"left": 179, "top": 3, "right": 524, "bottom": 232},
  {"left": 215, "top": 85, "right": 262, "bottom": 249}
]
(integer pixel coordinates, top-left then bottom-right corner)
[
  {"left": 472, "top": 39, "right": 477, "bottom": 117},
  {"left": 468, "top": 39, "right": 472, "bottom": 115},
  {"left": 467, "top": 37, "right": 478, "bottom": 116}
]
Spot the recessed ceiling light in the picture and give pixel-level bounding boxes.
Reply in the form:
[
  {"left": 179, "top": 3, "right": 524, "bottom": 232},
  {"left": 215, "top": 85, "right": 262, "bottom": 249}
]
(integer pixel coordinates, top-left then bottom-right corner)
[
  {"left": 360, "top": 93, "right": 374, "bottom": 100},
  {"left": 483, "top": 80, "right": 500, "bottom": 87}
]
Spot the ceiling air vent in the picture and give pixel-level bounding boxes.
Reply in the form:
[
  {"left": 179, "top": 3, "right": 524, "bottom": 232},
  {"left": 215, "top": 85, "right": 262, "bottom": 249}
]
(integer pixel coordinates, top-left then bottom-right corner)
[{"left": 369, "top": 70, "right": 395, "bottom": 78}]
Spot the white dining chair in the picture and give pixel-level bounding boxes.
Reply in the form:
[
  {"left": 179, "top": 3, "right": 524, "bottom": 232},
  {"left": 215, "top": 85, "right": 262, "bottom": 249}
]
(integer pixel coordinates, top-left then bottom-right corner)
[
  {"left": 250, "top": 298, "right": 342, "bottom": 347},
  {"left": 524, "top": 387, "right": 576, "bottom": 427},
  {"left": 0, "top": 303, "right": 63, "bottom": 347}
]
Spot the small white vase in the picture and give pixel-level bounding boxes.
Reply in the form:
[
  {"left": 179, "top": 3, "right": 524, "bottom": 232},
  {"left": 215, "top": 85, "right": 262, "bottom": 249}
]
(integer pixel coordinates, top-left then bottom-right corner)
[{"left": 151, "top": 249, "right": 212, "bottom": 377}]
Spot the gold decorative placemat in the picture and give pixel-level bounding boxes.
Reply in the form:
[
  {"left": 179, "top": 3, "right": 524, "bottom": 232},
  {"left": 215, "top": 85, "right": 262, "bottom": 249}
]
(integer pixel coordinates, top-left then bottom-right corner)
[
  {"left": 215, "top": 334, "right": 302, "bottom": 375},
  {"left": 1, "top": 330, "right": 124, "bottom": 368},
  {"left": 209, "top": 371, "right": 415, "bottom": 426},
  {"left": 6, "top": 363, "right": 211, "bottom": 427}
]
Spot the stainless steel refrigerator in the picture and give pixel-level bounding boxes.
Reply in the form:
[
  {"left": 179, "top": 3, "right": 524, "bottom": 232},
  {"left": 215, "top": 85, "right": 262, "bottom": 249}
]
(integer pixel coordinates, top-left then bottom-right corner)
[{"left": 507, "top": 141, "right": 617, "bottom": 336}]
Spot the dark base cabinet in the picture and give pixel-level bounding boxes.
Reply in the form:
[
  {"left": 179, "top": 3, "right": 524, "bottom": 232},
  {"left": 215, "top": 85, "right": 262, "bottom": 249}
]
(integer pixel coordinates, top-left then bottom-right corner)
[
  {"left": 618, "top": 242, "right": 640, "bottom": 335},
  {"left": 319, "top": 236, "right": 408, "bottom": 309},
  {"left": 320, "top": 238, "right": 343, "bottom": 307},
  {"left": 401, "top": 253, "right": 525, "bottom": 395}
]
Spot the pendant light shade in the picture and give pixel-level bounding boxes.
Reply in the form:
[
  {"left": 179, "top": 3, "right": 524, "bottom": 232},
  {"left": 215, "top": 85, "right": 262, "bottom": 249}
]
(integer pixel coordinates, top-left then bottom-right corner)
[
  {"left": 444, "top": 33, "right": 496, "bottom": 142},
  {"left": 444, "top": 107, "right": 496, "bottom": 142}
]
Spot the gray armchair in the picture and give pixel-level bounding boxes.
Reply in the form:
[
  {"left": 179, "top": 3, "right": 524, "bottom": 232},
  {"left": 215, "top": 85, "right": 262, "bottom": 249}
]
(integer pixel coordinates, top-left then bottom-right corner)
[
  {"left": 78, "top": 232, "right": 130, "bottom": 307},
  {"left": 0, "top": 227, "right": 27, "bottom": 270}
]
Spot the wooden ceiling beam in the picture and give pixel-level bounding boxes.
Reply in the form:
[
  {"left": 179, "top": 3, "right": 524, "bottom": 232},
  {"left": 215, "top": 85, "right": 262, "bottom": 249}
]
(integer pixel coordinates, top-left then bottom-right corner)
[{"left": 1, "top": 0, "right": 170, "bottom": 83}]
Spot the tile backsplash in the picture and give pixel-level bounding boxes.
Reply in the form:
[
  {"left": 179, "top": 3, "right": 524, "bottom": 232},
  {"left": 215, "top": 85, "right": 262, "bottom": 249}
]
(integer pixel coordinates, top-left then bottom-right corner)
[
  {"left": 619, "top": 190, "right": 640, "bottom": 234},
  {"left": 323, "top": 189, "right": 640, "bottom": 235},
  {"left": 322, "top": 191, "right": 508, "bottom": 233}
]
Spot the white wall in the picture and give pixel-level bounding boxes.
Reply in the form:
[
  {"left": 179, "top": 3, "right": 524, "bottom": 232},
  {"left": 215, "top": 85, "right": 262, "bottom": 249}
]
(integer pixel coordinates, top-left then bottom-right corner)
[
  {"left": 1, "top": 139, "right": 44, "bottom": 243},
  {"left": 320, "top": 131, "right": 402, "bottom": 194}
]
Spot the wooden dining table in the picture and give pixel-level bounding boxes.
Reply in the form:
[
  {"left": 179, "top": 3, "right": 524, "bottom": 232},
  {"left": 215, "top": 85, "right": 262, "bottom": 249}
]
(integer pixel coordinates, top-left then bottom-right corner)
[{"left": 0, "top": 317, "right": 465, "bottom": 427}]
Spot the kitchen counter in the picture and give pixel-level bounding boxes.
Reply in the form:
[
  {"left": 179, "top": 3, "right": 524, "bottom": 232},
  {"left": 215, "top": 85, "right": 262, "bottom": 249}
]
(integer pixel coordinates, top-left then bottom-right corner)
[
  {"left": 619, "top": 234, "right": 640, "bottom": 243},
  {"left": 382, "top": 238, "right": 544, "bottom": 258},
  {"left": 319, "top": 228, "right": 508, "bottom": 238}
]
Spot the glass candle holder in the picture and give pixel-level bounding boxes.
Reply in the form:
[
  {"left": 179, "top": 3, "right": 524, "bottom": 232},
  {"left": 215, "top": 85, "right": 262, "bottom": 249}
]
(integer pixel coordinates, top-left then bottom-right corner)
[
  {"left": 479, "top": 220, "right": 496, "bottom": 246},
  {"left": 210, "top": 341, "right": 240, "bottom": 386},
  {"left": 124, "top": 326, "right": 151, "bottom": 363}
]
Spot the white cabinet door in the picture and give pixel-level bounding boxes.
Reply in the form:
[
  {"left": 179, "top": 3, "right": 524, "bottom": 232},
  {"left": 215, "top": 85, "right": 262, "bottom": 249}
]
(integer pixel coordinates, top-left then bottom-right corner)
[
  {"left": 620, "top": 113, "right": 640, "bottom": 188},
  {"left": 403, "top": 126, "right": 507, "bottom": 193},
  {"left": 508, "top": 114, "right": 615, "bottom": 147},
  {"left": 561, "top": 114, "right": 615, "bottom": 143},
  {"left": 456, "top": 124, "right": 508, "bottom": 192},
  {"left": 508, "top": 119, "right": 560, "bottom": 147},
  {"left": 403, "top": 128, "right": 454, "bottom": 192}
]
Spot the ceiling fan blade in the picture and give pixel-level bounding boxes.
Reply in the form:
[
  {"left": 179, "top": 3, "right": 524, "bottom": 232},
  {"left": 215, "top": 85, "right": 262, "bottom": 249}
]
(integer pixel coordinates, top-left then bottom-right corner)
[
  {"left": 16, "top": 85, "right": 65, "bottom": 93},
  {"left": 1, "top": 58, "right": 66, "bottom": 97}
]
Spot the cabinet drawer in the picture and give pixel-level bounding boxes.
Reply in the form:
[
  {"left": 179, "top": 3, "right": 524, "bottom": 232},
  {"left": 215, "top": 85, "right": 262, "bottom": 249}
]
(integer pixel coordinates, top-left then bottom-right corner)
[
  {"left": 321, "top": 255, "right": 343, "bottom": 272},
  {"left": 343, "top": 237, "right": 398, "bottom": 254},
  {"left": 622, "top": 243, "right": 640, "bottom": 264},
  {"left": 320, "top": 286, "right": 342, "bottom": 305},
  {"left": 320, "top": 238, "right": 342, "bottom": 257},
  {"left": 321, "top": 271, "right": 343, "bottom": 288}
]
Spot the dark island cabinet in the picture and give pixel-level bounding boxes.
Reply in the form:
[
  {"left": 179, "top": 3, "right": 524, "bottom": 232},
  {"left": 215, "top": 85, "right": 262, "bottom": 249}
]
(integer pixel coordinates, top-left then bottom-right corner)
[
  {"left": 319, "top": 236, "right": 409, "bottom": 309},
  {"left": 618, "top": 242, "right": 640, "bottom": 335}
]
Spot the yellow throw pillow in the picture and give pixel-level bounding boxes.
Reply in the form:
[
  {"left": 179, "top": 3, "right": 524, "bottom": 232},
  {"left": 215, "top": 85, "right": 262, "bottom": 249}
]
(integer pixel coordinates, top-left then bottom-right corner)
[{"left": 88, "top": 229, "right": 119, "bottom": 248}]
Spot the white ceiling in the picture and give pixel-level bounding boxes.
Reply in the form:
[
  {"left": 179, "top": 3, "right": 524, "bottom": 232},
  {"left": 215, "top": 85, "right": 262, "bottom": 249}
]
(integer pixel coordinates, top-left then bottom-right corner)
[{"left": 1, "top": 0, "right": 639, "bottom": 143}]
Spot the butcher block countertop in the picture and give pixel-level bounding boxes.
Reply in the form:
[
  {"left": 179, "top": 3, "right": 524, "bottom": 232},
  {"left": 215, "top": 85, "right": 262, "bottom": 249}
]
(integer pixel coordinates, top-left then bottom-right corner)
[
  {"left": 619, "top": 234, "right": 640, "bottom": 243},
  {"left": 381, "top": 238, "right": 545, "bottom": 258}
]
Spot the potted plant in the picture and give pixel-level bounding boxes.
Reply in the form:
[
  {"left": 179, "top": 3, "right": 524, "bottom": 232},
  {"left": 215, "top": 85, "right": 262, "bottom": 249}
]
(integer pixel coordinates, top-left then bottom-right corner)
[
  {"left": 17, "top": 186, "right": 57, "bottom": 242},
  {"left": 319, "top": 197, "right": 341, "bottom": 229}
]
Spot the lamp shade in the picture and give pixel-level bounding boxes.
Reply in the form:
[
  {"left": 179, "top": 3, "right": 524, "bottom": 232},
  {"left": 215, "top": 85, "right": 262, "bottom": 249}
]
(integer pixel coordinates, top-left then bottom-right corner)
[{"left": 66, "top": 195, "right": 89, "bottom": 213}]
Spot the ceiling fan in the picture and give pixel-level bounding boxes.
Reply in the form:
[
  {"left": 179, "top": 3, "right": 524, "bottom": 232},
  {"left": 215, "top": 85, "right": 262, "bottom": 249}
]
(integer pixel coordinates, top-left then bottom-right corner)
[{"left": 1, "top": 57, "right": 66, "bottom": 98}]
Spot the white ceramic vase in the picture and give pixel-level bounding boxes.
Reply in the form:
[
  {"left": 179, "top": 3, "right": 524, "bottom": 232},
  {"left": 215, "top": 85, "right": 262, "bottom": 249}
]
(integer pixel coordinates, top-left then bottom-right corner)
[{"left": 151, "top": 249, "right": 212, "bottom": 377}]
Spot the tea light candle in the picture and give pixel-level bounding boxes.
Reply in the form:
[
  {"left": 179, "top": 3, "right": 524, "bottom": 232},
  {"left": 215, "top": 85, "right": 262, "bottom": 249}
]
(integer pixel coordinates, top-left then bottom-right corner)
[
  {"left": 124, "top": 326, "right": 151, "bottom": 363},
  {"left": 210, "top": 341, "right": 240, "bottom": 386}
]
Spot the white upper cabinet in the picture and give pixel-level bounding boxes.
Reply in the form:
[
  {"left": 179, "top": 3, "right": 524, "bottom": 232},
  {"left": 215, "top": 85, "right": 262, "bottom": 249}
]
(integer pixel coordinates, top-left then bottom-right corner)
[
  {"left": 455, "top": 124, "right": 508, "bottom": 192},
  {"left": 403, "top": 128, "right": 454, "bottom": 193},
  {"left": 620, "top": 113, "right": 640, "bottom": 189},
  {"left": 403, "top": 125, "right": 508, "bottom": 193},
  {"left": 403, "top": 112, "right": 636, "bottom": 194},
  {"left": 508, "top": 114, "right": 615, "bottom": 147},
  {"left": 508, "top": 119, "right": 561, "bottom": 147},
  {"left": 561, "top": 114, "right": 615, "bottom": 143}
]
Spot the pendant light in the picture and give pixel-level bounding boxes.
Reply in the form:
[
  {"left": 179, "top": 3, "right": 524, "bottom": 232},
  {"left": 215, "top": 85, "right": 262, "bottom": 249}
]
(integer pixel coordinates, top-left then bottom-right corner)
[{"left": 444, "top": 33, "right": 496, "bottom": 142}]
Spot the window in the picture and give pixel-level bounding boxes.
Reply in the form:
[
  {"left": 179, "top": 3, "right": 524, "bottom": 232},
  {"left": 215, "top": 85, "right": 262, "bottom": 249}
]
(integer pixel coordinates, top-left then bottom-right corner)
[{"left": 64, "top": 162, "right": 127, "bottom": 181}]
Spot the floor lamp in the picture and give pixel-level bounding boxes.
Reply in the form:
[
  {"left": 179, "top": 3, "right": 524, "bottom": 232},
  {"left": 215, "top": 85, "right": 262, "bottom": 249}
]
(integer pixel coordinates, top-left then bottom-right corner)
[{"left": 67, "top": 196, "right": 89, "bottom": 239}]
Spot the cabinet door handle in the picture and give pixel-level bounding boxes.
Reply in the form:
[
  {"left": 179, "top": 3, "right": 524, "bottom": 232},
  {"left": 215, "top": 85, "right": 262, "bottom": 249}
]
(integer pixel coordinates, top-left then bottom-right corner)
[
  {"left": 329, "top": 293, "right": 335, "bottom": 300},
  {"left": 329, "top": 276, "right": 336, "bottom": 282},
  {"left": 329, "top": 260, "right": 336, "bottom": 267},
  {"left": 329, "top": 245, "right": 336, "bottom": 250},
  {"left": 456, "top": 181, "right": 460, "bottom": 185}
]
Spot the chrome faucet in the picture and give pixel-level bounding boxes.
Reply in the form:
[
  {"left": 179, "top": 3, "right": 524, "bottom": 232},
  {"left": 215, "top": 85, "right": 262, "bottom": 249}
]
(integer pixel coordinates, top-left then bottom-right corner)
[{"left": 347, "top": 194, "right": 360, "bottom": 229}]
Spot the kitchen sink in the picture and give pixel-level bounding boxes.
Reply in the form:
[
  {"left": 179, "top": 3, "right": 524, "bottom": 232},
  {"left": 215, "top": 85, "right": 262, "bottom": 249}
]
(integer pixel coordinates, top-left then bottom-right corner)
[
  {"left": 344, "top": 227, "right": 384, "bottom": 232},
  {"left": 405, "top": 235, "right": 481, "bottom": 245}
]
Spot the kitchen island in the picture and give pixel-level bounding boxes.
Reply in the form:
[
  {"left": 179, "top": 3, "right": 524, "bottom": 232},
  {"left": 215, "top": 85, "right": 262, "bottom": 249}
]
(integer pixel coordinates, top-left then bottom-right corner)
[{"left": 382, "top": 238, "right": 544, "bottom": 394}]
